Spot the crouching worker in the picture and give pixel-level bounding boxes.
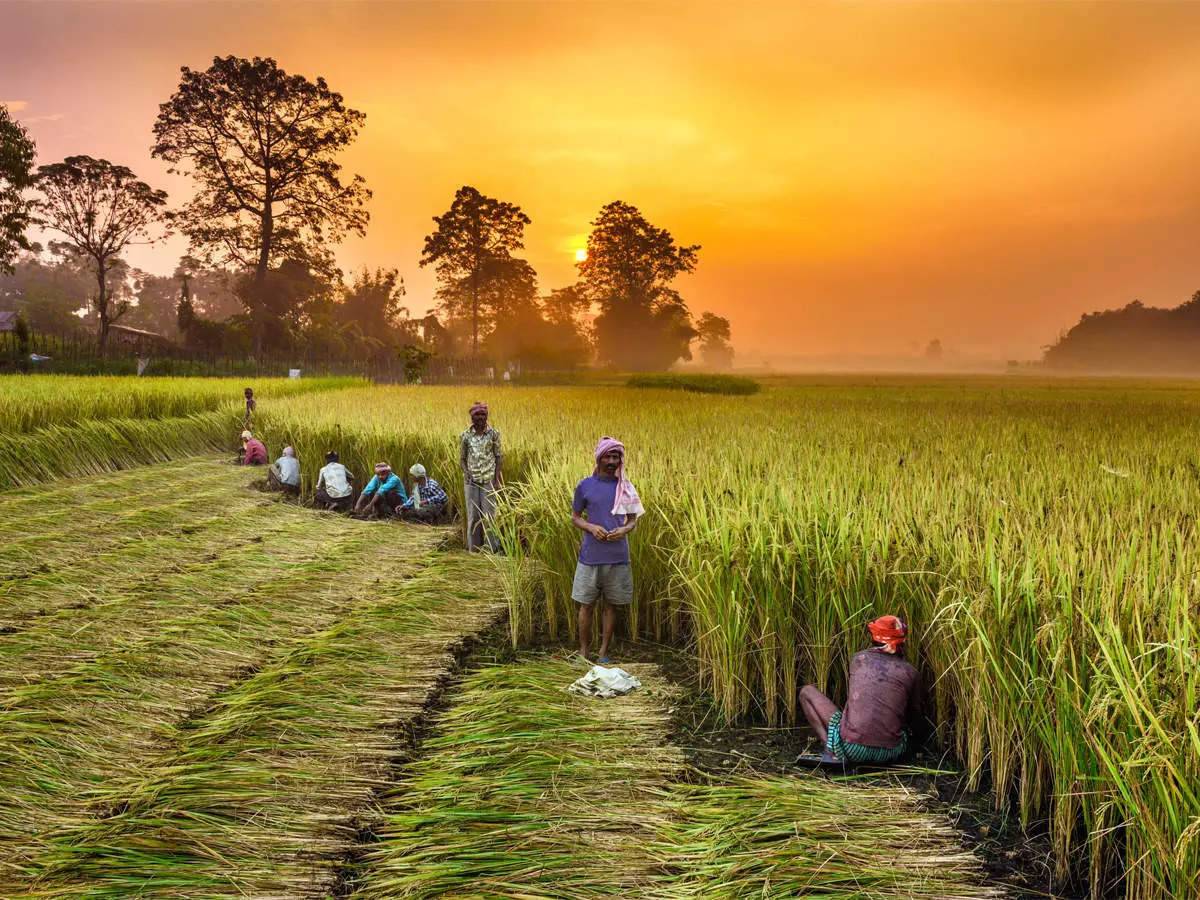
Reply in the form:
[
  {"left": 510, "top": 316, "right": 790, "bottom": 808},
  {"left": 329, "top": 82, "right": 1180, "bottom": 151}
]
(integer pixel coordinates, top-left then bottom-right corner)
[
  {"left": 800, "top": 615, "right": 920, "bottom": 765},
  {"left": 241, "top": 430, "right": 268, "bottom": 466},
  {"left": 571, "top": 436, "right": 644, "bottom": 664},
  {"left": 400, "top": 464, "right": 449, "bottom": 523},
  {"left": 354, "top": 462, "right": 407, "bottom": 518},
  {"left": 268, "top": 446, "right": 300, "bottom": 496},
  {"left": 315, "top": 451, "right": 354, "bottom": 511}
]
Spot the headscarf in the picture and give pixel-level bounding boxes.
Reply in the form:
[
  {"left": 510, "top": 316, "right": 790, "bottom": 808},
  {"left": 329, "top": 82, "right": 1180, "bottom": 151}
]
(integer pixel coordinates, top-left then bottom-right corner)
[
  {"left": 867, "top": 615, "right": 908, "bottom": 654},
  {"left": 282, "top": 446, "right": 295, "bottom": 458},
  {"left": 241, "top": 430, "right": 253, "bottom": 441},
  {"left": 374, "top": 462, "right": 391, "bottom": 475},
  {"left": 594, "top": 436, "right": 645, "bottom": 518},
  {"left": 469, "top": 401, "right": 489, "bottom": 418},
  {"left": 409, "top": 463, "right": 427, "bottom": 477},
  {"left": 409, "top": 463, "right": 427, "bottom": 507}
]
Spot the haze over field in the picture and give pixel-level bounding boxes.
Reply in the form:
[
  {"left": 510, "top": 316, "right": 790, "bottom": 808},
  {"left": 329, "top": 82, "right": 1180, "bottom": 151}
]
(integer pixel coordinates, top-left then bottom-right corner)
[{"left": 4, "top": 0, "right": 1200, "bottom": 365}]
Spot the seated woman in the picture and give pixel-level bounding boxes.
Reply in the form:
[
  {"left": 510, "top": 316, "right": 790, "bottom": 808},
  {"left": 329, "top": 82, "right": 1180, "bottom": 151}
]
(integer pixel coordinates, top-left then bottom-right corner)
[
  {"left": 399, "top": 463, "right": 449, "bottom": 523},
  {"left": 268, "top": 446, "right": 301, "bottom": 496},
  {"left": 354, "top": 462, "right": 408, "bottom": 518},
  {"left": 799, "top": 615, "right": 920, "bottom": 765}
]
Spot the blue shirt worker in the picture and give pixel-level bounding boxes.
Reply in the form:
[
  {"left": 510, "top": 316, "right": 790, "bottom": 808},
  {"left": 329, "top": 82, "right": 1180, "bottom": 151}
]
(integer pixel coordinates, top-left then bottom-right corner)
[
  {"left": 571, "top": 436, "right": 644, "bottom": 663},
  {"left": 354, "top": 462, "right": 408, "bottom": 518}
]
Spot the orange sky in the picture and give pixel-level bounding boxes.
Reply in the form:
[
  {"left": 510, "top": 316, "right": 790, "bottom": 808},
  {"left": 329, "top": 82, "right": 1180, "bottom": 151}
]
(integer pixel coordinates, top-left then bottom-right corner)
[{"left": 4, "top": 1, "right": 1200, "bottom": 363}]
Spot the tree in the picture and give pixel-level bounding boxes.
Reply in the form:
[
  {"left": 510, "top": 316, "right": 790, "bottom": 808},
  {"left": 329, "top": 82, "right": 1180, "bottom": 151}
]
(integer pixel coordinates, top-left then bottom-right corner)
[
  {"left": 420, "top": 186, "right": 532, "bottom": 355},
  {"left": 153, "top": 55, "right": 371, "bottom": 353},
  {"left": 336, "top": 268, "right": 408, "bottom": 339},
  {"left": 924, "top": 338, "right": 943, "bottom": 361},
  {"left": 696, "top": 312, "right": 734, "bottom": 370},
  {"left": 34, "top": 156, "right": 169, "bottom": 353},
  {"left": 578, "top": 201, "right": 700, "bottom": 370},
  {"left": 0, "top": 104, "right": 36, "bottom": 275}
]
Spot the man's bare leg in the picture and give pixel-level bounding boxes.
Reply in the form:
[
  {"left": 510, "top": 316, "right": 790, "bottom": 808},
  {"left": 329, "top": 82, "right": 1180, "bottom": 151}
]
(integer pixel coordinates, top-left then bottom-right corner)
[
  {"left": 799, "top": 684, "right": 838, "bottom": 745},
  {"left": 577, "top": 602, "right": 593, "bottom": 658},
  {"left": 597, "top": 603, "right": 616, "bottom": 660}
]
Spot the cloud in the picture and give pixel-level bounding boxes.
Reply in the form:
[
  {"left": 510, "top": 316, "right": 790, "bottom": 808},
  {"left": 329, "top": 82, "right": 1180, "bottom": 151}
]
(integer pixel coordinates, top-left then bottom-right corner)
[
  {"left": 1, "top": 100, "right": 29, "bottom": 112},
  {"left": 24, "top": 113, "right": 64, "bottom": 123}
]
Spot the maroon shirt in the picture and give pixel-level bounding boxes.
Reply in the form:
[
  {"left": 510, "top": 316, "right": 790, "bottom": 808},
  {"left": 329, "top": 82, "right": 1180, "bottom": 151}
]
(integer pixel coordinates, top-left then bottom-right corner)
[
  {"left": 242, "top": 438, "right": 268, "bottom": 465},
  {"left": 839, "top": 648, "right": 921, "bottom": 748}
]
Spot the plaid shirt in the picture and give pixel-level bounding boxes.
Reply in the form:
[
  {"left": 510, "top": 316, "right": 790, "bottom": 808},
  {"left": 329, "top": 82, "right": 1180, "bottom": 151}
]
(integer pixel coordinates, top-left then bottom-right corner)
[
  {"left": 460, "top": 426, "right": 502, "bottom": 485},
  {"left": 404, "top": 477, "right": 448, "bottom": 509}
]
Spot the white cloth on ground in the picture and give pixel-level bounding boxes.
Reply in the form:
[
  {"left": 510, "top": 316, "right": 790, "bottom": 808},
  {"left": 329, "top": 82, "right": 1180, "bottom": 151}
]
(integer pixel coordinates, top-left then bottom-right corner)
[{"left": 568, "top": 665, "right": 642, "bottom": 699}]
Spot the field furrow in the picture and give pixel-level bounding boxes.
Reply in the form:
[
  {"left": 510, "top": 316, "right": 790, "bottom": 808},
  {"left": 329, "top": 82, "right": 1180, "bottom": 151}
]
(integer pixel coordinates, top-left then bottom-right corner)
[
  {"left": 0, "top": 523, "right": 449, "bottom": 880},
  {"left": 21, "top": 554, "right": 505, "bottom": 898},
  {"left": 349, "top": 656, "right": 997, "bottom": 899}
]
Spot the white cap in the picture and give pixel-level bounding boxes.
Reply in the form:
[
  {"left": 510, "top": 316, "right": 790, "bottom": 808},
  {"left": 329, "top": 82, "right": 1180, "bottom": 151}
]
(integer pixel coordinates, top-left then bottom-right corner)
[{"left": 409, "top": 463, "right": 426, "bottom": 477}]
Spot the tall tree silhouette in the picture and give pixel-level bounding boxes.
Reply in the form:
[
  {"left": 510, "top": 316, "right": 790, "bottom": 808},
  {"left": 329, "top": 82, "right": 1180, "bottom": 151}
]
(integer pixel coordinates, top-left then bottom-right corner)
[
  {"left": 152, "top": 55, "right": 370, "bottom": 353},
  {"left": 0, "top": 105, "right": 36, "bottom": 275},
  {"left": 696, "top": 312, "right": 734, "bottom": 369},
  {"left": 34, "top": 156, "right": 169, "bottom": 354},
  {"left": 420, "top": 186, "right": 532, "bottom": 355},
  {"left": 578, "top": 201, "right": 699, "bottom": 370}
]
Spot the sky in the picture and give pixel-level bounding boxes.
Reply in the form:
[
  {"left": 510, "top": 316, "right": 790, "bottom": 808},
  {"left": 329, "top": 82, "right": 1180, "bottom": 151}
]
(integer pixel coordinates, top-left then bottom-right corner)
[{"left": 4, "top": 0, "right": 1200, "bottom": 364}]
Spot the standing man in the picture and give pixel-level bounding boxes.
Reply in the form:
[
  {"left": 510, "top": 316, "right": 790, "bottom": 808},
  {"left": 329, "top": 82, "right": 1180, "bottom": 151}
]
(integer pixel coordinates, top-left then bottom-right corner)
[
  {"left": 354, "top": 462, "right": 408, "bottom": 518},
  {"left": 571, "top": 436, "right": 644, "bottom": 663},
  {"left": 799, "top": 615, "right": 921, "bottom": 765},
  {"left": 459, "top": 401, "right": 502, "bottom": 551},
  {"left": 243, "top": 387, "right": 256, "bottom": 429}
]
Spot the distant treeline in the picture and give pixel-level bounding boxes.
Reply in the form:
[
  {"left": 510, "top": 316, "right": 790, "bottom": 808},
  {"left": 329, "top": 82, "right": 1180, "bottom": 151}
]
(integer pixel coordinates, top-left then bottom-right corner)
[{"left": 1043, "top": 292, "right": 1200, "bottom": 373}]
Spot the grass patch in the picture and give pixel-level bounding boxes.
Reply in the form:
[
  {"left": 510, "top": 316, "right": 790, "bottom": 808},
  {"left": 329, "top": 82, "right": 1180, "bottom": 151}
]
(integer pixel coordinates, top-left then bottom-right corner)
[{"left": 626, "top": 373, "right": 761, "bottom": 394}]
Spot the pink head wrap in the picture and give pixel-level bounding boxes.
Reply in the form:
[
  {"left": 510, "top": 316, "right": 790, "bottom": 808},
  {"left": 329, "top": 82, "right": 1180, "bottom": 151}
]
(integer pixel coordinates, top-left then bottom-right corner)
[
  {"left": 374, "top": 462, "right": 391, "bottom": 474},
  {"left": 469, "top": 401, "right": 488, "bottom": 417},
  {"left": 594, "top": 436, "right": 645, "bottom": 518}
]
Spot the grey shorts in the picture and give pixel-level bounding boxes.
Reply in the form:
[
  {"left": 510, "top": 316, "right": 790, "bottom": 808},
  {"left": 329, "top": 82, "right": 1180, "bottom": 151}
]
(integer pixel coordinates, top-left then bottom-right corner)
[{"left": 571, "top": 562, "right": 633, "bottom": 606}]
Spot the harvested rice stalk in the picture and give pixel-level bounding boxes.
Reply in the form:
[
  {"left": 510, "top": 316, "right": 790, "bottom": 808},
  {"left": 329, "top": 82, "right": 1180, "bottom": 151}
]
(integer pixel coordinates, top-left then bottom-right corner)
[{"left": 26, "top": 555, "right": 506, "bottom": 898}]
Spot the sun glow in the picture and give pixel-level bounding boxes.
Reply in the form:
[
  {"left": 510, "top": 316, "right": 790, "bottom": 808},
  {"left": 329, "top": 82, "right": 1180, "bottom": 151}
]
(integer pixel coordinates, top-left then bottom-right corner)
[{"left": 574, "top": 248, "right": 587, "bottom": 262}]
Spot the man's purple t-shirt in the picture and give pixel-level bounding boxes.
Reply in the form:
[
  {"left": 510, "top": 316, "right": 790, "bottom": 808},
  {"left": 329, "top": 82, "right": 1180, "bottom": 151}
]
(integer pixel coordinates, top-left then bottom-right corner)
[{"left": 573, "top": 474, "right": 630, "bottom": 565}]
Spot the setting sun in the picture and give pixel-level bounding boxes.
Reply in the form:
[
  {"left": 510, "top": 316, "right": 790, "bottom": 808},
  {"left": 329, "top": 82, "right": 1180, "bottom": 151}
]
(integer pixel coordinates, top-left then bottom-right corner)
[{"left": 574, "top": 248, "right": 587, "bottom": 263}]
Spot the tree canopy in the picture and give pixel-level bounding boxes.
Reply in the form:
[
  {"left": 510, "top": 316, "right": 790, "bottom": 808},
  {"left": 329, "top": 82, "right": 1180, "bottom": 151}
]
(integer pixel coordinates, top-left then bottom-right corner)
[
  {"left": 34, "top": 156, "right": 169, "bottom": 352},
  {"left": 421, "top": 185, "right": 532, "bottom": 354},
  {"left": 153, "top": 55, "right": 370, "bottom": 352},
  {"left": 0, "top": 106, "right": 37, "bottom": 275},
  {"left": 578, "top": 201, "right": 700, "bottom": 370}
]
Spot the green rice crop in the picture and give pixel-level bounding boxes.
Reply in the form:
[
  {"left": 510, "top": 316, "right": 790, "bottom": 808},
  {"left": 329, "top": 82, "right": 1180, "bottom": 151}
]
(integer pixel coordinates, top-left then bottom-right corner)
[
  {"left": 0, "top": 374, "right": 363, "bottom": 433},
  {"left": 251, "top": 378, "right": 1200, "bottom": 898}
]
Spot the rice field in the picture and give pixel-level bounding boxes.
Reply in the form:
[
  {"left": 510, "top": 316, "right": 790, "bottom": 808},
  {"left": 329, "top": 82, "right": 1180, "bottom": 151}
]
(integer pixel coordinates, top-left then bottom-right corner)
[{"left": 2, "top": 374, "right": 1197, "bottom": 897}]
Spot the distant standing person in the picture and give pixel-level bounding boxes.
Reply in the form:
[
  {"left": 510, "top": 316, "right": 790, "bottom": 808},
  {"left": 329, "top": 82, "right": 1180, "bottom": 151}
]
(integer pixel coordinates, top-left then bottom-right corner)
[
  {"left": 241, "top": 430, "right": 268, "bottom": 466},
  {"left": 315, "top": 451, "right": 354, "bottom": 511},
  {"left": 243, "top": 387, "right": 256, "bottom": 428},
  {"left": 799, "top": 615, "right": 920, "bottom": 765},
  {"left": 268, "top": 445, "right": 301, "bottom": 496},
  {"left": 460, "top": 401, "right": 502, "bottom": 551},
  {"left": 571, "top": 436, "right": 643, "bottom": 663},
  {"left": 354, "top": 462, "right": 408, "bottom": 518}
]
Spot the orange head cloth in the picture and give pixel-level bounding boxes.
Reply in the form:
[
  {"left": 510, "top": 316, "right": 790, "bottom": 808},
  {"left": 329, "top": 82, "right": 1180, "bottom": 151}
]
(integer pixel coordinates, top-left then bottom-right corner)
[{"left": 867, "top": 615, "right": 908, "bottom": 654}]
